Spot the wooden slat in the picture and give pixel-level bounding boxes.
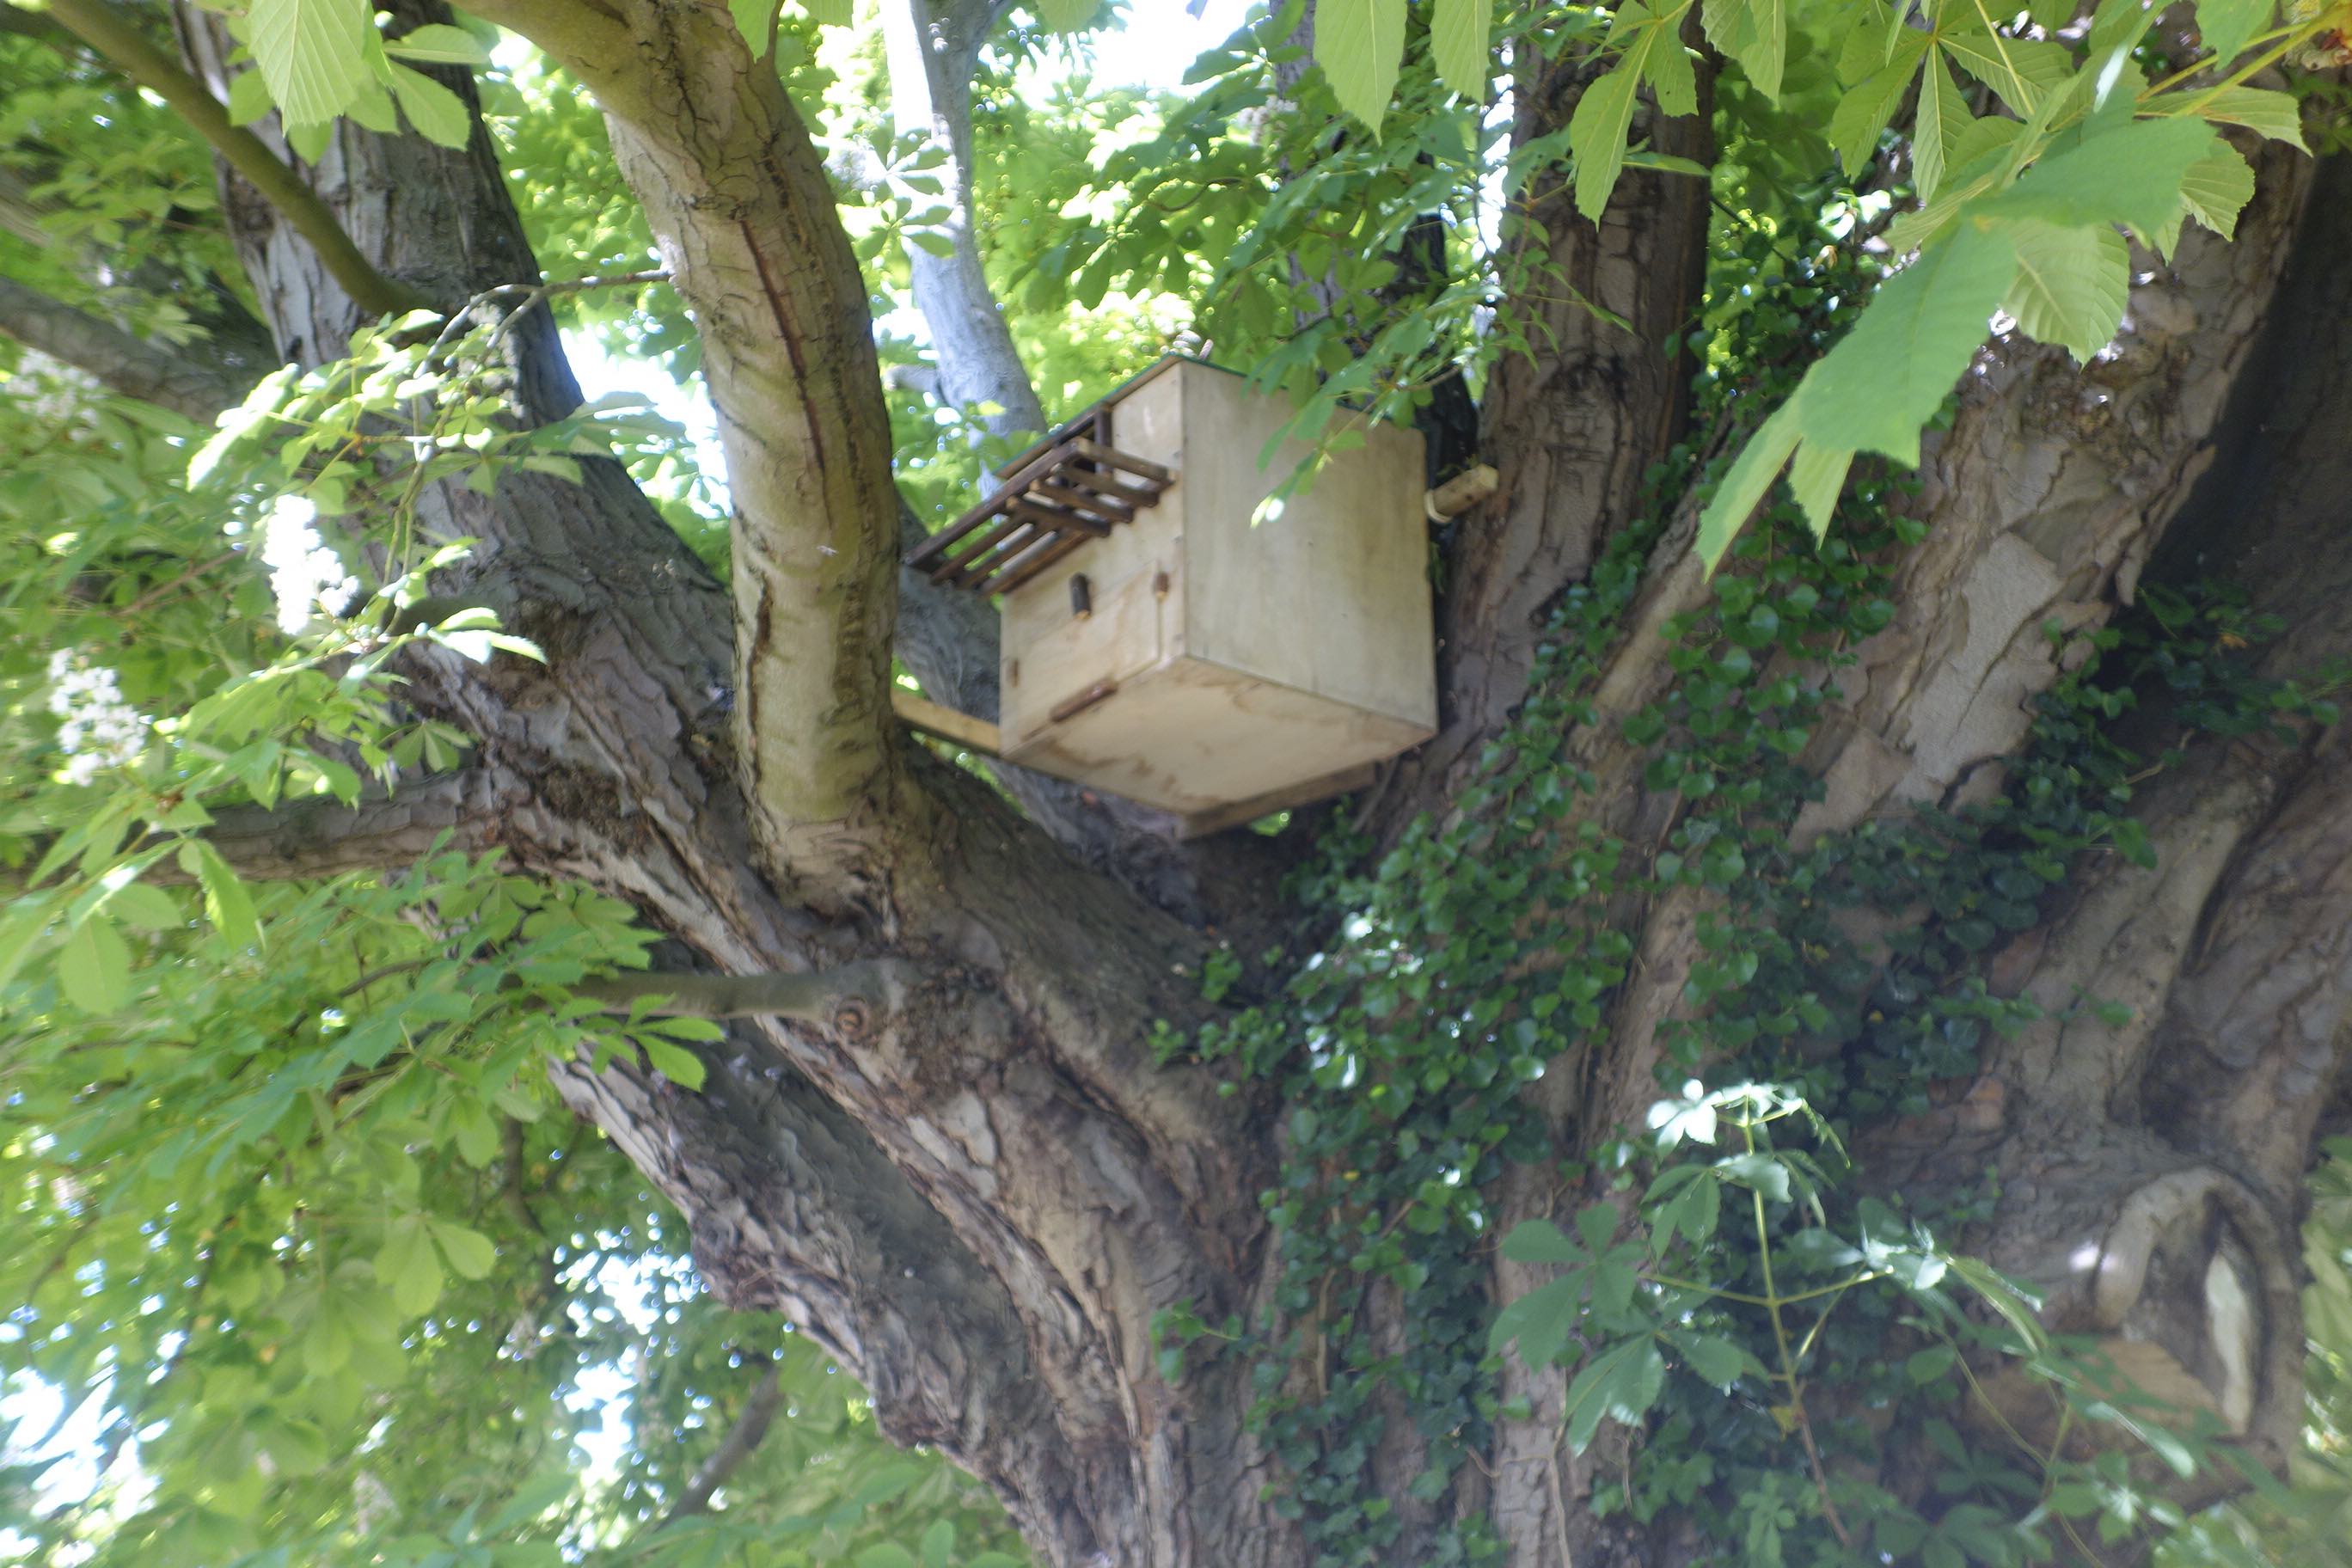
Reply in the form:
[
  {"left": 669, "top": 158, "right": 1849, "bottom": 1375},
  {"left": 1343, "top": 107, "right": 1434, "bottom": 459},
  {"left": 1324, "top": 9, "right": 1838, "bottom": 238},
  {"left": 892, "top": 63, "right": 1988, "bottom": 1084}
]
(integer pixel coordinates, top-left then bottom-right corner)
[
  {"left": 906, "top": 490, "right": 1014, "bottom": 570},
  {"left": 1031, "top": 479, "right": 1133, "bottom": 522},
  {"left": 1069, "top": 436, "right": 1174, "bottom": 485},
  {"left": 910, "top": 437, "right": 1084, "bottom": 569},
  {"left": 891, "top": 689, "right": 1001, "bottom": 756},
  {"left": 908, "top": 406, "right": 1180, "bottom": 594},
  {"left": 938, "top": 509, "right": 1045, "bottom": 586},
  {"left": 959, "top": 514, "right": 1076, "bottom": 590},
  {"left": 1008, "top": 495, "right": 1109, "bottom": 536},
  {"left": 977, "top": 526, "right": 1096, "bottom": 596},
  {"left": 1049, "top": 462, "right": 1163, "bottom": 506}
]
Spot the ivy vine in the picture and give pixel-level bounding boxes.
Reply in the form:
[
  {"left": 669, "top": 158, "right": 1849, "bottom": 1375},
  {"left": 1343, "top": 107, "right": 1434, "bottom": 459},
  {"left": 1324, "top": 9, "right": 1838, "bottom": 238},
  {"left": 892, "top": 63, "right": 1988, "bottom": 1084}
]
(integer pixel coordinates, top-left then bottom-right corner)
[{"left": 1152, "top": 181, "right": 2345, "bottom": 1568}]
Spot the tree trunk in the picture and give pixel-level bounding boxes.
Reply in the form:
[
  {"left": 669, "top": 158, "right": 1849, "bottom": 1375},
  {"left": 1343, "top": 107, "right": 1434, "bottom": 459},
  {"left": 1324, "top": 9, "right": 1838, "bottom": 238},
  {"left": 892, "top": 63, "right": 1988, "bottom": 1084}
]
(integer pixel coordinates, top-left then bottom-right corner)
[{"left": 90, "top": 4, "right": 2352, "bottom": 1564}]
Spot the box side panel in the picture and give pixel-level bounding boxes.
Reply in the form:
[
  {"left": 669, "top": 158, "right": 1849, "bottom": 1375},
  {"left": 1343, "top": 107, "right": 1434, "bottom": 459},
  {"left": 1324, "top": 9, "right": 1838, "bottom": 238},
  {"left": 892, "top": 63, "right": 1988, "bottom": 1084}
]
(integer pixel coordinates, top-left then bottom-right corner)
[
  {"left": 997, "top": 370, "right": 1188, "bottom": 749},
  {"left": 1001, "top": 656, "right": 1434, "bottom": 818},
  {"left": 1178, "top": 364, "right": 1436, "bottom": 729}
]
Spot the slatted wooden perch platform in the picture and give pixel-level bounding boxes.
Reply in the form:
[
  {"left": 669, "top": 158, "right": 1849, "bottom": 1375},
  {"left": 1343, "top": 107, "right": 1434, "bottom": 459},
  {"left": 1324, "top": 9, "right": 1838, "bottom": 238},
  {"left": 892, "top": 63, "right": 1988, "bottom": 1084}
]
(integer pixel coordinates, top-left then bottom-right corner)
[{"left": 905, "top": 405, "right": 1179, "bottom": 596}]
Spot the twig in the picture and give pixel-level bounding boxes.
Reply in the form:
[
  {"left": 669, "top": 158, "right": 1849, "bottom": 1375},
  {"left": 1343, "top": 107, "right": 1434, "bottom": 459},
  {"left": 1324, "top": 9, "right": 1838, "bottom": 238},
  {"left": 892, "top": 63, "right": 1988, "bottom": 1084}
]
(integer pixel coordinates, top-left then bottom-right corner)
[
  {"left": 657, "top": 1362, "right": 786, "bottom": 1526},
  {"left": 569, "top": 962, "right": 897, "bottom": 1037}
]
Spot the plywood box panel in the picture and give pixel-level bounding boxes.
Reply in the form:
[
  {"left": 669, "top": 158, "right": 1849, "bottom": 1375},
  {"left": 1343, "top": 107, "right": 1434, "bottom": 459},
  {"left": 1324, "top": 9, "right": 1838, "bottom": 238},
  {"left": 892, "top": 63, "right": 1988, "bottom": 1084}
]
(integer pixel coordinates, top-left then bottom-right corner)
[
  {"left": 1176, "top": 365, "right": 1434, "bottom": 729},
  {"left": 1002, "top": 658, "right": 1432, "bottom": 822}
]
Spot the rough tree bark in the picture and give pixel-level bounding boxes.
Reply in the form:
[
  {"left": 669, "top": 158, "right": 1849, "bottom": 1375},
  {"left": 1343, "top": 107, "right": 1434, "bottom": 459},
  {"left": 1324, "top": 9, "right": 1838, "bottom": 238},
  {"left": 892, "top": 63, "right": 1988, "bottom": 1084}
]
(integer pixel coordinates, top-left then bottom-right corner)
[{"left": 9, "top": 3, "right": 2348, "bottom": 1565}]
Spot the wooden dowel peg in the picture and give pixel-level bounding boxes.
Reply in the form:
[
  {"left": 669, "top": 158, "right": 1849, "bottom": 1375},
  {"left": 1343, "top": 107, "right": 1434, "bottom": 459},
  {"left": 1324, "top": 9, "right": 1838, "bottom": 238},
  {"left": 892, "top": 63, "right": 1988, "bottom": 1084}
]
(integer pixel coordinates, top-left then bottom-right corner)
[{"left": 1424, "top": 462, "right": 1498, "bottom": 520}]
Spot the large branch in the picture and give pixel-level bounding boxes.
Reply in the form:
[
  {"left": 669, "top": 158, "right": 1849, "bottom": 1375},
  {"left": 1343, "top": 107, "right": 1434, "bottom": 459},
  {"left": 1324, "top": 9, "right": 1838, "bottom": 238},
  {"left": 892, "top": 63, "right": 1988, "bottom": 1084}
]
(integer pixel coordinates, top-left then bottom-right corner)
[
  {"left": 573, "top": 960, "right": 906, "bottom": 1034},
  {"left": 548, "top": 1021, "right": 1141, "bottom": 1560},
  {"left": 190, "top": 767, "right": 517, "bottom": 879},
  {"left": 880, "top": 0, "right": 1042, "bottom": 443},
  {"left": 465, "top": 0, "right": 904, "bottom": 885},
  {"left": 0, "top": 275, "right": 242, "bottom": 420}
]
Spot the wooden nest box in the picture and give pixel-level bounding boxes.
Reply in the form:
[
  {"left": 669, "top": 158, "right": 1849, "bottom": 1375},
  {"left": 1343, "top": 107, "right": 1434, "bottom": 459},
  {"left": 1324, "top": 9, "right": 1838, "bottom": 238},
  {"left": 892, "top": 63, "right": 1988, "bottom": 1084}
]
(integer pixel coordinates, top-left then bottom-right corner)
[{"left": 905, "top": 356, "right": 1438, "bottom": 835}]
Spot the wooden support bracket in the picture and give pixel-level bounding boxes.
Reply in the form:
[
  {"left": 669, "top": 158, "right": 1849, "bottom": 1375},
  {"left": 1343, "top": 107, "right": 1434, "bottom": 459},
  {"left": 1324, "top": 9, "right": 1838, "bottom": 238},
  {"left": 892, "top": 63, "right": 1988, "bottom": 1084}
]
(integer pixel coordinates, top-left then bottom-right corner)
[{"left": 891, "top": 689, "right": 1001, "bottom": 757}]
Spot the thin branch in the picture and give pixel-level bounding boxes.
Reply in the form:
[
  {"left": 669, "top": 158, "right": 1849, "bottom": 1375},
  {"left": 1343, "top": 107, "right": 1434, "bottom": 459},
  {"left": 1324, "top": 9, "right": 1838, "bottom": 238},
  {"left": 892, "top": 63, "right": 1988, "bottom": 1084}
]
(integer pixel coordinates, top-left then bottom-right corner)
[
  {"left": 31, "top": 0, "right": 427, "bottom": 318},
  {"left": 572, "top": 962, "right": 901, "bottom": 1037},
  {"left": 177, "top": 768, "right": 516, "bottom": 881},
  {"left": 0, "top": 275, "right": 242, "bottom": 421},
  {"left": 658, "top": 1362, "right": 786, "bottom": 1527},
  {"left": 3, "top": 769, "right": 518, "bottom": 899},
  {"left": 0, "top": 1, "right": 69, "bottom": 46}
]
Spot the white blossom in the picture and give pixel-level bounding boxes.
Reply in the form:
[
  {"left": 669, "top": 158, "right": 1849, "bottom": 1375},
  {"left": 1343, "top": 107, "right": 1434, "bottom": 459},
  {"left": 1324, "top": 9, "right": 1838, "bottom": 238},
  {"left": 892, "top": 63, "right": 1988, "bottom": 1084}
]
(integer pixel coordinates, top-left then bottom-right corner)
[
  {"left": 46, "top": 649, "right": 147, "bottom": 786},
  {"left": 257, "top": 494, "right": 359, "bottom": 635}
]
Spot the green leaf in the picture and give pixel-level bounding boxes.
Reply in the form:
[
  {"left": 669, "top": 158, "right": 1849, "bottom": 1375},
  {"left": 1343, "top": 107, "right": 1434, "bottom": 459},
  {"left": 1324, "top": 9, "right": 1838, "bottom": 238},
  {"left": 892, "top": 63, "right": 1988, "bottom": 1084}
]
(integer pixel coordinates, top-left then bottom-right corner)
[
  {"left": 1912, "top": 49, "right": 1969, "bottom": 201},
  {"left": 1790, "top": 221, "right": 2019, "bottom": 464},
  {"left": 730, "top": 0, "right": 777, "bottom": 58},
  {"left": 2000, "top": 219, "right": 2128, "bottom": 363},
  {"left": 450, "top": 1102, "right": 501, "bottom": 1167},
  {"left": 1785, "top": 438, "right": 1853, "bottom": 542},
  {"left": 854, "top": 1547, "right": 916, "bottom": 1568},
  {"left": 345, "top": 82, "right": 399, "bottom": 135},
  {"left": 1620, "top": 149, "right": 1712, "bottom": 179},
  {"left": 375, "top": 1216, "right": 444, "bottom": 1314},
  {"left": 1696, "top": 404, "right": 1799, "bottom": 573},
  {"left": 638, "top": 1035, "right": 708, "bottom": 1090},
  {"left": 801, "top": 0, "right": 853, "bottom": 24},
  {"left": 1650, "top": 1167, "right": 1722, "bottom": 1251},
  {"left": 1944, "top": 1255, "right": 2048, "bottom": 1354},
  {"left": 1498, "top": 1218, "right": 1582, "bottom": 1265},
  {"left": 226, "top": 68, "right": 275, "bottom": 127},
  {"left": 2196, "top": 0, "right": 2275, "bottom": 67},
  {"left": 0, "top": 900, "right": 52, "bottom": 995},
  {"left": 1939, "top": 30, "right": 2071, "bottom": 116},
  {"left": 1569, "top": 58, "right": 1645, "bottom": 221},
  {"left": 181, "top": 841, "right": 263, "bottom": 952},
  {"left": 918, "top": 1518, "right": 955, "bottom": 1568},
  {"left": 388, "top": 63, "right": 473, "bottom": 150},
  {"left": 430, "top": 1220, "right": 498, "bottom": 1280},
  {"left": 2177, "top": 146, "right": 2257, "bottom": 242},
  {"left": 1828, "top": 34, "right": 1928, "bottom": 174},
  {"left": 1562, "top": 1338, "right": 1666, "bottom": 1453},
  {"left": 58, "top": 916, "right": 130, "bottom": 1014},
  {"left": 1430, "top": 0, "right": 1494, "bottom": 101},
  {"left": 1979, "top": 110, "right": 2224, "bottom": 242},
  {"left": 248, "top": 0, "right": 371, "bottom": 126},
  {"left": 1712, "top": 1150, "right": 1793, "bottom": 1204},
  {"left": 1666, "top": 1330, "right": 1753, "bottom": 1387},
  {"left": 1644, "top": 21, "right": 1698, "bottom": 117},
  {"left": 1316, "top": 0, "right": 1406, "bottom": 134},
  {"left": 1700, "top": 0, "right": 1785, "bottom": 100},
  {"left": 1906, "top": 1344, "right": 1959, "bottom": 1383},
  {"left": 103, "top": 881, "right": 183, "bottom": 934},
  {"left": 1488, "top": 1276, "right": 1583, "bottom": 1366},
  {"left": 1035, "top": 0, "right": 1095, "bottom": 28},
  {"left": 383, "top": 22, "right": 491, "bottom": 68},
  {"left": 2186, "top": 84, "right": 2306, "bottom": 150}
]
